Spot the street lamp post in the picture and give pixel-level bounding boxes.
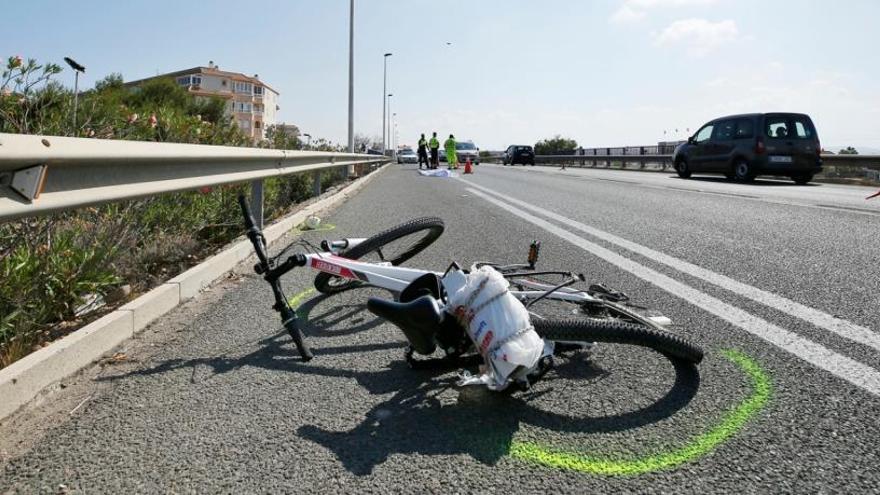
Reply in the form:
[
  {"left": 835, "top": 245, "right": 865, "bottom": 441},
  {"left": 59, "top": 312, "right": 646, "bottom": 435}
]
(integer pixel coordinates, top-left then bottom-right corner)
[
  {"left": 382, "top": 53, "right": 392, "bottom": 154},
  {"left": 392, "top": 112, "right": 397, "bottom": 151},
  {"left": 346, "top": 0, "right": 355, "bottom": 178},
  {"left": 303, "top": 133, "right": 312, "bottom": 148},
  {"left": 63, "top": 57, "right": 85, "bottom": 131},
  {"left": 387, "top": 94, "right": 394, "bottom": 158}
]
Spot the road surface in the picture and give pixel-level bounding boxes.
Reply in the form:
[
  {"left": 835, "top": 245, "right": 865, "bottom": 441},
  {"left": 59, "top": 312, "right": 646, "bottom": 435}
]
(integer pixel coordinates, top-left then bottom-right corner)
[{"left": 2, "top": 164, "right": 879, "bottom": 493}]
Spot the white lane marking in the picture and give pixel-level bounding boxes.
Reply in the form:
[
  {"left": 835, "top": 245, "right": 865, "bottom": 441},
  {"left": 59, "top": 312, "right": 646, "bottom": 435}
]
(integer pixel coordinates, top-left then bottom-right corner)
[
  {"left": 466, "top": 186, "right": 880, "bottom": 396},
  {"left": 465, "top": 180, "right": 880, "bottom": 352}
]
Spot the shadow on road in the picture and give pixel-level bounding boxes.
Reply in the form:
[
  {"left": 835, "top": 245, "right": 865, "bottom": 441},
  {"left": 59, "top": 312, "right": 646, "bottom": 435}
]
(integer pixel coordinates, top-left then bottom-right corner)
[
  {"left": 297, "top": 354, "right": 701, "bottom": 475},
  {"left": 672, "top": 176, "right": 819, "bottom": 187}
]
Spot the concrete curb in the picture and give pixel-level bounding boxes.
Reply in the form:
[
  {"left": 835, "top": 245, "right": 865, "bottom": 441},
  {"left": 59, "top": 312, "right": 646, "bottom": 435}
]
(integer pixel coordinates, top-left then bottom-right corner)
[{"left": 0, "top": 164, "right": 391, "bottom": 421}]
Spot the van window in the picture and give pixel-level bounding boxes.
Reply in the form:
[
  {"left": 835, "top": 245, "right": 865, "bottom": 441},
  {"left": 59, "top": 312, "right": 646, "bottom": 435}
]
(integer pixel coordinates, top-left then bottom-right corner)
[
  {"left": 735, "top": 119, "right": 754, "bottom": 139},
  {"left": 794, "top": 121, "right": 812, "bottom": 138},
  {"left": 713, "top": 120, "right": 736, "bottom": 140},
  {"left": 694, "top": 125, "right": 714, "bottom": 143},
  {"left": 765, "top": 114, "right": 815, "bottom": 139}
]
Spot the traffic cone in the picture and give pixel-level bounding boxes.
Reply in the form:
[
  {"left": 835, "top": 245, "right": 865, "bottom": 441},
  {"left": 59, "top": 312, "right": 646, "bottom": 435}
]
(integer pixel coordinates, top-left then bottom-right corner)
[{"left": 464, "top": 158, "right": 473, "bottom": 174}]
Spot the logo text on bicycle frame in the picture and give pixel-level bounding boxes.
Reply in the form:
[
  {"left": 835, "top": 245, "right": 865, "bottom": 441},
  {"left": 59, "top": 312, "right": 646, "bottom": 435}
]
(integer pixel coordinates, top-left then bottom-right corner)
[{"left": 311, "top": 257, "right": 355, "bottom": 279}]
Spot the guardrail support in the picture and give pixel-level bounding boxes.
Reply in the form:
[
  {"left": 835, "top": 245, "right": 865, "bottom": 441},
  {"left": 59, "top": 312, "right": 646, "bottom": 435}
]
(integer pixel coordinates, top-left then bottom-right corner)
[
  {"left": 313, "top": 170, "right": 322, "bottom": 197},
  {"left": 250, "top": 179, "right": 264, "bottom": 229}
]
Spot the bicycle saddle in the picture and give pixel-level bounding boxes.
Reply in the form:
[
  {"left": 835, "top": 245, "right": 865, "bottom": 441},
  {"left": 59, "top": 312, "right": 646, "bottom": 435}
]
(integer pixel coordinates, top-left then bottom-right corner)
[{"left": 367, "top": 295, "right": 443, "bottom": 355}]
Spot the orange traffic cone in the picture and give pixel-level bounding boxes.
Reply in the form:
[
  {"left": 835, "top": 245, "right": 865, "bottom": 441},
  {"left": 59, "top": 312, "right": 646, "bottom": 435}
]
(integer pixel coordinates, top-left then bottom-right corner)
[{"left": 464, "top": 159, "right": 473, "bottom": 174}]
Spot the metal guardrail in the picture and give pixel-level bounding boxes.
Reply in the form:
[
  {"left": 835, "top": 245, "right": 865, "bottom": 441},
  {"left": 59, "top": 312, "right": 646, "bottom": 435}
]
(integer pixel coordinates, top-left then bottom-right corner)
[
  {"left": 0, "top": 133, "right": 388, "bottom": 223},
  {"left": 530, "top": 153, "right": 880, "bottom": 170}
]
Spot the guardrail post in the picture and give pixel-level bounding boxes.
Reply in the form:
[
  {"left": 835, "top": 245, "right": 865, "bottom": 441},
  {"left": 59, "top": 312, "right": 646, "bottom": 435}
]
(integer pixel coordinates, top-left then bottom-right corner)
[
  {"left": 313, "top": 170, "right": 322, "bottom": 197},
  {"left": 250, "top": 179, "right": 264, "bottom": 229}
]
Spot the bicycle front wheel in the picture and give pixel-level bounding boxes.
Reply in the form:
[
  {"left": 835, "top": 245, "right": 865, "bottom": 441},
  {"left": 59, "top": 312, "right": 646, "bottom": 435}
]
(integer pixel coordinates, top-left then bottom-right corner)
[
  {"left": 314, "top": 217, "right": 445, "bottom": 294},
  {"left": 533, "top": 317, "right": 703, "bottom": 364}
]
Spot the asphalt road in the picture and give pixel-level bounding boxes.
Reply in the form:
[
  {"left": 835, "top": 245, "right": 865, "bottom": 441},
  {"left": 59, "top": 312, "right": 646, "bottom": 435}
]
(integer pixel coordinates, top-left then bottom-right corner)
[{"left": 2, "top": 164, "right": 880, "bottom": 493}]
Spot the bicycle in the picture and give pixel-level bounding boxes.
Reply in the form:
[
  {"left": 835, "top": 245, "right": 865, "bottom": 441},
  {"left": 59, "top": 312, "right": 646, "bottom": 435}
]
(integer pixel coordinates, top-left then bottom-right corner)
[{"left": 238, "top": 195, "right": 703, "bottom": 391}]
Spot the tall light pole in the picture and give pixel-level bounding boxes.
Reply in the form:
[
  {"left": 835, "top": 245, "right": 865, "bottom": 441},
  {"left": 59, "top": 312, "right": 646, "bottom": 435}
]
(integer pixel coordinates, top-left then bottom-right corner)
[
  {"left": 64, "top": 57, "right": 85, "bottom": 131},
  {"left": 347, "top": 0, "right": 355, "bottom": 177},
  {"left": 303, "top": 133, "right": 312, "bottom": 149},
  {"left": 381, "top": 53, "right": 392, "bottom": 154},
  {"left": 392, "top": 112, "right": 397, "bottom": 151},
  {"left": 387, "top": 94, "right": 394, "bottom": 158}
]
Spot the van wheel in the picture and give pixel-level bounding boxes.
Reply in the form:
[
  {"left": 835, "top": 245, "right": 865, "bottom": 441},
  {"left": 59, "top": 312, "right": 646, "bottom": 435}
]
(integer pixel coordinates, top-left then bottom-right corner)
[
  {"left": 675, "top": 159, "right": 692, "bottom": 178},
  {"left": 733, "top": 159, "right": 756, "bottom": 182},
  {"left": 791, "top": 174, "right": 813, "bottom": 185}
]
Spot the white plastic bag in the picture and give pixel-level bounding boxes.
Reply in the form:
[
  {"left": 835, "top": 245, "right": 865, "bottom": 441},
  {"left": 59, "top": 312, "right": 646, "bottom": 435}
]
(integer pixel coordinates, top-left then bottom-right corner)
[{"left": 444, "top": 265, "right": 544, "bottom": 390}]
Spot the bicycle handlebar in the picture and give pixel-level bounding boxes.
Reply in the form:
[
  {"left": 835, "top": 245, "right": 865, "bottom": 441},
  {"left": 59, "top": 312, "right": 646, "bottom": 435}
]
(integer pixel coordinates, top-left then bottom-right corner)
[{"left": 238, "top": 194, "right": 313, "bottom": 361}]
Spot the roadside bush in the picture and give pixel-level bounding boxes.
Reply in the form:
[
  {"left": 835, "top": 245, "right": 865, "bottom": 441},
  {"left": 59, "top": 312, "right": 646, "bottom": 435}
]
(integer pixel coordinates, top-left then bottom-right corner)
[{"left": 0, "top": 56, "right": 351, "bottom": 367}]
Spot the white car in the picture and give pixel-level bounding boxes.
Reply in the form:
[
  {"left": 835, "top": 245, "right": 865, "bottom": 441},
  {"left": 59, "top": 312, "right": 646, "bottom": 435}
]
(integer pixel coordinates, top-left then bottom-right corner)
[{"left": 397, "top": 149, "right": 418, "bottom": 164}]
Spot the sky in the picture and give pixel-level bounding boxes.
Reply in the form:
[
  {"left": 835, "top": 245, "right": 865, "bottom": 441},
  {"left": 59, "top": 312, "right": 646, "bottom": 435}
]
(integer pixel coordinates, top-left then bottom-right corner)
[{"left": 2, "top": 0, "right": 879, "bottom": 151}]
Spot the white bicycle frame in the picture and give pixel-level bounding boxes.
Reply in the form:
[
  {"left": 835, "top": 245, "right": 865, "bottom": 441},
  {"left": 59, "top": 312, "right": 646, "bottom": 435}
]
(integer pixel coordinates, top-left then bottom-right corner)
[{"left": 309, "top": 242, "right": 601, "bottom": 307}]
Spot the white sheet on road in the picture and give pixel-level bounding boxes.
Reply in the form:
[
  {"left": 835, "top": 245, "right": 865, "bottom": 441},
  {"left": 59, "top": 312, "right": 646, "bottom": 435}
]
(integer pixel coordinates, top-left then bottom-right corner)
[{"left": 418, "top": 169, "right": 458, "bottom": 178}]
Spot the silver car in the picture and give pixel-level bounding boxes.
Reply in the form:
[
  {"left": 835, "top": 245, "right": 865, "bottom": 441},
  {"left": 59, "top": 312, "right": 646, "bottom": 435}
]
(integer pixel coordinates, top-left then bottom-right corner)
[
  {"left": 455, "top": 141, "right": 480, "bottom": 165},
  {"left": 397, "top": 148, "right": 418, "bottom": 164}
]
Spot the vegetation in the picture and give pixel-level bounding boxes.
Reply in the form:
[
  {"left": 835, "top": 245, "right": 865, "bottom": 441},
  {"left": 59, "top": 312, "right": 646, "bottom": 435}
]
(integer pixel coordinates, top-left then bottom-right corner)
[
  {"left": 839, "top": 146, "right": 859, "bottom": 155},
  {"left": 534, "top": 135, "right": 578, "bottom": 155},
  {"left": 0, "top": 56, "right": 349, "bottom": 367}
]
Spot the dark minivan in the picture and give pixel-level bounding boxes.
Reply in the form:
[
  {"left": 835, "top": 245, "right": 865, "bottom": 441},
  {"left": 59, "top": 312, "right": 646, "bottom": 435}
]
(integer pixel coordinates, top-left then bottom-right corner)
[
  {"left": 673, "top": 113, "right": 822, "bottom": 184},
  {"left": 503, "top": 145, "right": 535, "bottom": 166}
]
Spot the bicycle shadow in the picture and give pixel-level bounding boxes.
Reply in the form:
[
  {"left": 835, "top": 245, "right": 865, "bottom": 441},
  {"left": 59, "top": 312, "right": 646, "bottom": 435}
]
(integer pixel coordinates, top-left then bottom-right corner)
[
  {"left": 295, "top": 354, "right": 700, "bottom": 475},
  {"left": 296, "top": 287, "right": 389, "bottom": 338}
]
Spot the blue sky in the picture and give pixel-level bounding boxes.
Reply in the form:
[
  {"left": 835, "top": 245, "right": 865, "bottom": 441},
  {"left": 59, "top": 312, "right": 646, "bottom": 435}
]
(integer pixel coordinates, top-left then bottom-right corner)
[{"left": 2, "top": 0, "right": 878, "bottom": 150}]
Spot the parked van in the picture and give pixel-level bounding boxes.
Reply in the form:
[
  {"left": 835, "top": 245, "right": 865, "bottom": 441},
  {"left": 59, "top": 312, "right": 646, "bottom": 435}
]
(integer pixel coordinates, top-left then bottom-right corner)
[{"left": 673, "top": 113, "right": 822, "bottom": 184}]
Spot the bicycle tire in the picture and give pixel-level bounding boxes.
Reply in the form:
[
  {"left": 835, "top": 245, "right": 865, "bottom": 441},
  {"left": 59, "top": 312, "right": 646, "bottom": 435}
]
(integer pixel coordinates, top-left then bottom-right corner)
[
  {"left": 533, "top": 317, "right": 703, "bottom": 364},
  {"left": 314, "top": 217, "right": 445, "bottom": 294}
]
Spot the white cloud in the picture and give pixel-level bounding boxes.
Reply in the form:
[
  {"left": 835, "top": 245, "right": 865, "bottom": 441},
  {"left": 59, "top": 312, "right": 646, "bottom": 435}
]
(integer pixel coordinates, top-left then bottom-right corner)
[
  {"left": 610, "top": 0, "right": 718, "bottom": 23},
  {"left": 655, "top": 18, "right": 739, "bottom": 56},
  {"left": 610, "top": 4, "right": 646, "bottom": 24}
]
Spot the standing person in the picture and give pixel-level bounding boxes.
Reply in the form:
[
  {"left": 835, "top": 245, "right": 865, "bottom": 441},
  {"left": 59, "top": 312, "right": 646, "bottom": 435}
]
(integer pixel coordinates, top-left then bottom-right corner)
[
  {"left": 417, "top": 133, "right": 429, "bottom": 170},
  {"left": 444, "top": 134, "right": 458, "bottom": 169},
  {"left": 429, "top": 132, "right": 440, "bottom": 169}
]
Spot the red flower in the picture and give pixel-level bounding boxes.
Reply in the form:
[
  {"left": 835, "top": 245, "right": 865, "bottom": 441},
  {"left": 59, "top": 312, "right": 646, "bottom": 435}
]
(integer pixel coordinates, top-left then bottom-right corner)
[
  {"left": 149, "top": 114, "right": 158, "bottom": 128},
  {"left": 199, "top": 186, "right": 213, "bottom": 194}
]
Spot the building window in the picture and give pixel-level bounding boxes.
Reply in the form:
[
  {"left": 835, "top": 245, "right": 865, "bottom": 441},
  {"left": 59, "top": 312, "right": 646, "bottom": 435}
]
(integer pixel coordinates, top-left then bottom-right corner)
[
  {"left": 254, "top": 86, "right": 263, "bottom": 96},
  {"left": 235, "top": 102, "right": 253, "bottom": 113},
  {"left": 176, "top": 75, "right": 201, "bottom": 87},
  {"left": 233, "top": 81, "right": 253, "bottom": 94},
  {"left": 238, "top": 119, "right": 251, "bottom": 130},
  {"left": 255, "top": 121, "right": 261, "bottom": 129}
]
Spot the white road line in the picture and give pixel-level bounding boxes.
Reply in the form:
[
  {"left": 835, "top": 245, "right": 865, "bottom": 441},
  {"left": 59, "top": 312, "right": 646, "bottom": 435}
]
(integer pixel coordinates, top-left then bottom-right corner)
[
  {"left": 466, "top": 186, "right": 880, "bottom": 397},
  {"left": 465, "top": 180, "right": 880, "bottom": 352}
]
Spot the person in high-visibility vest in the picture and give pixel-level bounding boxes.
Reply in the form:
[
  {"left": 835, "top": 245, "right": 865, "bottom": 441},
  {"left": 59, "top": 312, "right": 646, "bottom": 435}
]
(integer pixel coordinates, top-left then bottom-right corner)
[
  {"left": 428, "top": 132, "right": 440, "bottom": 169},
  {"left": 444, "top": 134, "right": 458, "bottom": 169},
  {"left": 417, "top": 134, "right": 429, "bottom": 169}
]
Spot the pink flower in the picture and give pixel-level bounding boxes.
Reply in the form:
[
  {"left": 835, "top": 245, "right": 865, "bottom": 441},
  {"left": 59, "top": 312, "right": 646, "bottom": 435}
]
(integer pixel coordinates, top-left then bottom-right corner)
[
  {"left": 11, "top": 55, "right": 22, "bottom": 68},
  {"left": 199, "top": 186, "right": 213, "bottom": 194},
  {"left": 149, "top": 114, "right": 157, "bottom": 128}
]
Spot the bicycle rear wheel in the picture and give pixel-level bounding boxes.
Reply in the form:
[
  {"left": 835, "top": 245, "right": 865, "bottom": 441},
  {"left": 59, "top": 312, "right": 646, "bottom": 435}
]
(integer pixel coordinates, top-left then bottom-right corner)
[
  {"left": 533, "top": 317, "right": 703, "bottom": 364},
  {"left": 314, "top": 217, "right": 444, "bottom": 294}
]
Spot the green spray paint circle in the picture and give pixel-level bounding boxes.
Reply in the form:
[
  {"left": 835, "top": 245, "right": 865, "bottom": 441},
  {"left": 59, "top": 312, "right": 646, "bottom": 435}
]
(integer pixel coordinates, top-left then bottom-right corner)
[{"left": 509, "top": 349, "right": 772, "bottom": 475}]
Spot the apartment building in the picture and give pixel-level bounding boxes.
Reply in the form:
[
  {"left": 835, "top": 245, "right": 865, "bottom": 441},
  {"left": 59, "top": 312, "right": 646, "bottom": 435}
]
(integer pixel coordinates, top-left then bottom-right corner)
[{"left": 126, "top": 61, "right": 279, "bottom": 140}]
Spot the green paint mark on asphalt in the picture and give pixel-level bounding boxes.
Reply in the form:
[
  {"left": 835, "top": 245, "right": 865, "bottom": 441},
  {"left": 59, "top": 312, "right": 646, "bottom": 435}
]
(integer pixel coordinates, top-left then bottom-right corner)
[
  {"left": 288, "top": 288, "right": 317, "bottom": 310},
  {"left": 509, "top": 349, "right": 772, "bottom": 475}
]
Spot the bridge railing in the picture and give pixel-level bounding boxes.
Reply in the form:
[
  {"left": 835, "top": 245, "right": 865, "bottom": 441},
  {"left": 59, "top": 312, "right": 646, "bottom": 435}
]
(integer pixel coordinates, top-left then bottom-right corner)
[{"left": 0, "top": 133, "right": 389, "bottom": 224}]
